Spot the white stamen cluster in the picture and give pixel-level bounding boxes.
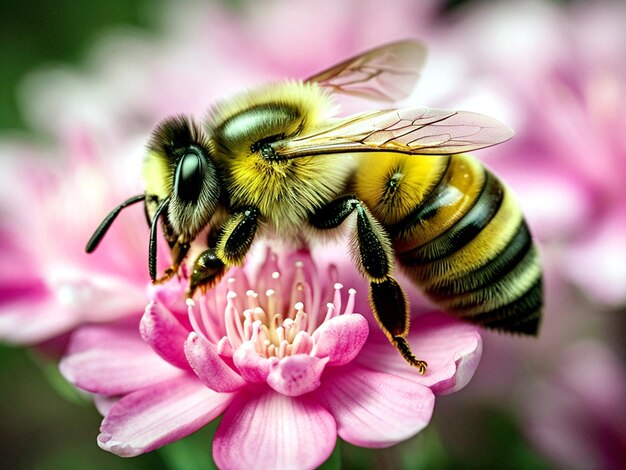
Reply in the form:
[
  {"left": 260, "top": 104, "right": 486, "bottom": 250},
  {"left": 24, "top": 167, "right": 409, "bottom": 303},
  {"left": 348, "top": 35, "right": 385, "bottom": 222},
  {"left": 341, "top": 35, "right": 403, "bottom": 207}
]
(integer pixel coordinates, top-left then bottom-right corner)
[{"left": 186, "top": 257, "right": 356, "bottom": 359}]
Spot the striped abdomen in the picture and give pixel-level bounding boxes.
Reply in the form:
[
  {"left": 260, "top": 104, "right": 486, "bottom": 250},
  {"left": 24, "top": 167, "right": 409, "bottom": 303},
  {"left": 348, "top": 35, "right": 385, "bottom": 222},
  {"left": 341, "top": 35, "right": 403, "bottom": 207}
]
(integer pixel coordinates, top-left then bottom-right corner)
[{"left": 354, "top": 152, "right": 542, "bottom": 335}]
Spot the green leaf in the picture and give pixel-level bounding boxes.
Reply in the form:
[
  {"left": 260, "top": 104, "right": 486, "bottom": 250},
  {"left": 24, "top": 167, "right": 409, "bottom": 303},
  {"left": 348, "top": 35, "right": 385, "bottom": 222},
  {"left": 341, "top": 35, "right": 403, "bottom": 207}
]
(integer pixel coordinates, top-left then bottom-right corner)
[
  {"left": 157, "top": 418, "right": 221, "bottom": 470},
  {"left": 31, "top": 352, "right": 91, "bottom": 406},
  {"left": 319, "top": 440, "right": 341, "bottom": 470}
]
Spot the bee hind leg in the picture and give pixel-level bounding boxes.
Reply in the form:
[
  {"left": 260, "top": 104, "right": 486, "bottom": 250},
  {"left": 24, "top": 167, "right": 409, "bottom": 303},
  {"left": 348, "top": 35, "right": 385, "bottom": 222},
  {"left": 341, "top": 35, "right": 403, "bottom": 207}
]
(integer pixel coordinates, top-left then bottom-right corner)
[
  {"left": 370, "top": 278, "right": 426, "bottom": 375},
  {"left": 309, "top": 196, "right": 427, "bottom": 374}
]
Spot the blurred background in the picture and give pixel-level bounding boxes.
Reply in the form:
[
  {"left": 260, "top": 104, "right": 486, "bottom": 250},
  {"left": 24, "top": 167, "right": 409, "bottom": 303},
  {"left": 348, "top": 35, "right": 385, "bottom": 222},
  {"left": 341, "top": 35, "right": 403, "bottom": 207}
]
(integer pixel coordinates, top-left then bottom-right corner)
[{"left": 1, "top": 0, "right": 625, "bottom": 468}]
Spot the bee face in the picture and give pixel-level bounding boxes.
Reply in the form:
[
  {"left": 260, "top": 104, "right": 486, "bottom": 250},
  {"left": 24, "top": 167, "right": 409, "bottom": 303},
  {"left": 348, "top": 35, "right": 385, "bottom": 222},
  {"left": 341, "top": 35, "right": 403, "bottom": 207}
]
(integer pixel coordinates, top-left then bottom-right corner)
[{"left": 144, "top": 116, "right": 221, "bottom": 242}]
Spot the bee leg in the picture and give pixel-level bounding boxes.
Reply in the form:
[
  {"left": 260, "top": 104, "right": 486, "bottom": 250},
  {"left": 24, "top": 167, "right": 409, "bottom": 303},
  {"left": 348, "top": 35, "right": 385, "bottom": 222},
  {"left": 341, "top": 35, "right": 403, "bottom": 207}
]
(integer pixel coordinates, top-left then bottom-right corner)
[
  {"left": 310, "top": 196, "right": 427, "bottom": 374},
  {"left": 187, "top": 207, "right": 260, "bottom": 297},
  {"left": 155, "top": 241, "right": 190, "bottom": 284},
  {"left": 188, "top": 248, "right": 228, "bottom": 297},
  {"left": 215, "top": 207, "right": 260, "bottom": 266},
  {"left": 370, "top": 278, "right": 427, "bottom": 375}
]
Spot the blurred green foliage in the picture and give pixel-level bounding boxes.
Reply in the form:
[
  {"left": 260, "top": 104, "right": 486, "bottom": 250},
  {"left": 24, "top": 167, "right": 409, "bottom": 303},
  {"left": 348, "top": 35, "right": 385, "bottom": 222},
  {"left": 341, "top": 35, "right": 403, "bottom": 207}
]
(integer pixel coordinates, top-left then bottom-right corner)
[
  {"left": 0, "top": 0, "right": 162, "bottom": 131},
  {"left": 0, "top": 345, "right": 167, "bottom": 469},
  {"left": 0, "top": 4, "right": 163, "bottom": 467}
]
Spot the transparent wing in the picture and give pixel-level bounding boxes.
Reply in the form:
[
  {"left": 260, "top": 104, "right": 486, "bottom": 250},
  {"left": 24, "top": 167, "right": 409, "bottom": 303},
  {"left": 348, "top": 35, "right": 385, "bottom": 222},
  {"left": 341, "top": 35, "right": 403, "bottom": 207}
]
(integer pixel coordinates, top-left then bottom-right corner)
[
  {"left": 305, "top": 40, "right": 426, "bottom": 103},
  {"left": 271, "top": 107, "right": 515, "bottom": 158}
]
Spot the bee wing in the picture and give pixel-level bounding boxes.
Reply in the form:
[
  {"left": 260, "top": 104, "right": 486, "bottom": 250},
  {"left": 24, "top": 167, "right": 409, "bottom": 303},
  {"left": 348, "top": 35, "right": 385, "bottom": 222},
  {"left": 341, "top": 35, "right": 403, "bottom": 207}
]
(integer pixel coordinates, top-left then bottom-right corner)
[
  {"left": 305, "top": 40, "right": 426, "bottom": 103},
  {"left": 271, "top": 107, "right": 514, "bottom": 158}
]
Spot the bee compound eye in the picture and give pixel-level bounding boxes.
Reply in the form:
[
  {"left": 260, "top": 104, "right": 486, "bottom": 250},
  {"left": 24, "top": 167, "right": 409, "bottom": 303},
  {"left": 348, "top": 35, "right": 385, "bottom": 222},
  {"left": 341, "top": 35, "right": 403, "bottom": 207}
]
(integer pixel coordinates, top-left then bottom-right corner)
[{"left": 174, "top": 150, "right": 204, "bottom": 202}]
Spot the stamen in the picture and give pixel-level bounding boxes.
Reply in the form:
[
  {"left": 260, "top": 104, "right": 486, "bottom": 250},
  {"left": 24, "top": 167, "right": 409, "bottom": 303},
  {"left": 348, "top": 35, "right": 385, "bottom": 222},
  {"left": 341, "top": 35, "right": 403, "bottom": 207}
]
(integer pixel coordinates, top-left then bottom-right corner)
[
  {"left": 252, "top": 306, "right": 267, "bottom": 324},
  {"left": 224, "top": 292, "right": 243, "bottom": 349},
  {"left": 324, "top": 302, "right": 335, "bottom": 323},
  {"left": 187, "top": 250, "right": 361, "bottom": 361},
  {"left": 266, "top": 289, "right": 276, "bottom": 316},
  {"left": 257, "top": 249, "right": 280, "bottom": 296},
  {"left": 187, "top": 303, "right": 207, "bottom": 341},
  {"left": 278, "top": 339, "right": 288, "bottom": 358},
  {"left": 251, "top": 320, "right": 262, "bottom": 343},
  {"left": 246, "top": 290, "right": 259, "bottom": 310},
  {"left": 294, "top": 308, "right": 308, "bottom": 332},
  {"left": 243, "top": 310, "right": 253, "bottom": 341},
  {"left": 333, "top": 283, "right": 343, "bottom": 314},
  {"left": 267, "top": 314, "right": 282, "bottom": 345},
  {"left": 290, "top": 262, "right": 306, "bottom": 308},
  {"left": 283, "top": 318, "right": 295, "bottom": 342},
  {"left": 345, "top": 288, "right": 357, "bottom": 315},
  {"left": 199, "top": 294, "right": 221, "bottom": 343},
  {"left": 276, "top": 326, "right": 285, "bottom": 343}
]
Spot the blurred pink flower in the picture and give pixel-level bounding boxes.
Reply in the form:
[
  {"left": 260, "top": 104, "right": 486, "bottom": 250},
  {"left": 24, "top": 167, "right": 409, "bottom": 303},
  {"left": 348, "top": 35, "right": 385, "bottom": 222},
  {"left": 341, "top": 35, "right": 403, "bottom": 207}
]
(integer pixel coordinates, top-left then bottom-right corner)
[
  {"left": 525, "top": 341, "right": 626, "bottom": 469},
  {"left": 60, "top": 248, "right": 482, "bottom": 468},
  {"left": 0, "top": 133, "right": 149, "bottom": 347}
]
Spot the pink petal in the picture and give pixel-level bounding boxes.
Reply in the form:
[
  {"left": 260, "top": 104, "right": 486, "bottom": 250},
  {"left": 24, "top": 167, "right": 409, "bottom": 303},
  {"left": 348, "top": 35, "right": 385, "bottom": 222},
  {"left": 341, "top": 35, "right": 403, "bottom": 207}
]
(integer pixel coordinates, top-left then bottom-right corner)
[
  {"left": 213, "top": 388, "right": 336, "bottom": 470},
  {"left": 356, "top": 312, "right": 483, "bottom": 395},
  {"left": 60, "top": 324, "right": 184, "bottom": 395},
  {"left": 315, "top": 364, "right": 435, "bottom": 448},
  {"left": 0, "top": 297, "right": 80, "bottom": 344},
  {"left": 46, "top": 267, "right": 147, "bottom": 324},
  {"left": 146, "top": 278, "right": 189, "bottom": 316},
  {"left": 267, "top": 355, "right": 329, "bottom": 397},
  {"left": 94, "top": 395, "right": 120, "bottom": 416},
  {"left": 99, "top": 375, "right": 233, "bottom": 457},
  {"left": 184, "top": 332, "right": 246, "bottom": 392},
  {"left": 311, "top": 314, "right": 369, "bottom": 366},
  {"left": 140, "top": 301, "right": 191, "bottom": 370},
  {"left": 0, "top": 234, "right": 46, "bottom": 301},
  {"left": 232, "top": 341, "right": 273, "bottom": 383},
  {"left": 0, "top": 268, "right": 147, "bottom": 345}
]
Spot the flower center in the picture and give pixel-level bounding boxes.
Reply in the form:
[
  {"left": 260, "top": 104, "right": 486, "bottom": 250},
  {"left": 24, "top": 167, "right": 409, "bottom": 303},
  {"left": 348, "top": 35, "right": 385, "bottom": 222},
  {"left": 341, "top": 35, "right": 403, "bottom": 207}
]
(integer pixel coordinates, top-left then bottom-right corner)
[{"left": 186, "top": 252, "right": 356, "bottom": 359}]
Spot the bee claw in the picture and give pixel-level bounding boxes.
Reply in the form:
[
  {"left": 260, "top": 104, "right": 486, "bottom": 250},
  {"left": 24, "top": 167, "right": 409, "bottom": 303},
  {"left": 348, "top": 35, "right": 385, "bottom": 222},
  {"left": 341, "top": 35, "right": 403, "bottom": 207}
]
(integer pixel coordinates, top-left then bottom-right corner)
[
  {"left": 153, "top": 266, "right": 179, "bottom": 284},
  {"left": 393, "top": 336, "right": 428, "bottom": 375}
]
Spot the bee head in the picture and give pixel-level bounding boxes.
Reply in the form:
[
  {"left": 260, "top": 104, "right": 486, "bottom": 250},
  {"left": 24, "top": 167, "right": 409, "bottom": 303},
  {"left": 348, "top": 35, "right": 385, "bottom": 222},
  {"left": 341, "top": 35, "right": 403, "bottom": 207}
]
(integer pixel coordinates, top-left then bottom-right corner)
[{"left": 144, "top": 115, "right": 221, "bottom": 242}]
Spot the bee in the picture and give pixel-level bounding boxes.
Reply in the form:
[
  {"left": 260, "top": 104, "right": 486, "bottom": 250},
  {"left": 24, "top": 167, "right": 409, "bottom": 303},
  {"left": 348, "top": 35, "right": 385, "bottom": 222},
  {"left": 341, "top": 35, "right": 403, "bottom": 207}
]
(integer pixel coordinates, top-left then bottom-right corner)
[{"left": 86, "top": 40, "right": 542, "bottom": 374}]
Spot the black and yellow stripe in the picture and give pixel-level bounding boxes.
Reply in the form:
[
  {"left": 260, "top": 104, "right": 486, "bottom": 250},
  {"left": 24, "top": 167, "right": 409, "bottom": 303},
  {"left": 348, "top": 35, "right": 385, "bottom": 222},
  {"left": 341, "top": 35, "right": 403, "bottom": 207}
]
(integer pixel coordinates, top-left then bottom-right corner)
[{"left": 355, "top": 152, "right": 542, "bottom": 335}]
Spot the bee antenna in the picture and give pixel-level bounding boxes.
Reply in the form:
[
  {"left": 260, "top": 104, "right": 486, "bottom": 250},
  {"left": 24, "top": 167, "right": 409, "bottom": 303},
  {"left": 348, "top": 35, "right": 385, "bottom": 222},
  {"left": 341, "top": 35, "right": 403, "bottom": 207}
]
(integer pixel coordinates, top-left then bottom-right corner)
[
  {"left": 149, "top": 197, "right": 170, "bottom": 281},
  {"left": 85, "top": 194, "right": 146, "bottom": 253}
]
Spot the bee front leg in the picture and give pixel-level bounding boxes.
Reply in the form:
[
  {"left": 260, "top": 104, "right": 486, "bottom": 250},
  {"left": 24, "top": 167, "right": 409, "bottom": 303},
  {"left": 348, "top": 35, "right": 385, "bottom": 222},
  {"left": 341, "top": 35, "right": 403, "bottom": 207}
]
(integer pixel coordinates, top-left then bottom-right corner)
[
  {"left": 188, "top": 247, "right": 228, "bottom": 296},
  {"left": 188, "top": 207, "right": 260, "bottom": 297},
  {"left": 154, "top": 240, "right": 191, "bottom": 284},
  {"left": 310, "top": 195, "right": 427, "bottom": 374}
]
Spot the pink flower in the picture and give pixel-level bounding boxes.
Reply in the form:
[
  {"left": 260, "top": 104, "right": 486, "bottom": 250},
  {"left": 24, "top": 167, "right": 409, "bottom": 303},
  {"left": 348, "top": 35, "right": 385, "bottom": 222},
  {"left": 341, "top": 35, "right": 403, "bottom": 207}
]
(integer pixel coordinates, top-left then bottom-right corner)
[
  {"left": 60, "top": 248, "right": 482, "bottom": 468},
  {"left": 0, "top": 133, "right": 150, "bottom": 347}
]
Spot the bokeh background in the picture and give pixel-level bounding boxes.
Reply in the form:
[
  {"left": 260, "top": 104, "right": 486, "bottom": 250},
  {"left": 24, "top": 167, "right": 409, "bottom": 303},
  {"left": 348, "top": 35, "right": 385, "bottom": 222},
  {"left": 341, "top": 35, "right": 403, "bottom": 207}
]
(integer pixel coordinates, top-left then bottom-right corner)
[{"left": 1, "top": 0, "right": 625, "bottom": 468}]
